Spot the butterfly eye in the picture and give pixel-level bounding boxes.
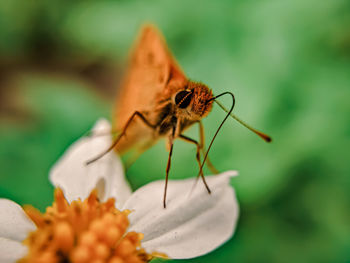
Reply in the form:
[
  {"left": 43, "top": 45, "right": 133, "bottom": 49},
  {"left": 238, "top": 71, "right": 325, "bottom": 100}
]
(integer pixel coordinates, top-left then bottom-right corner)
[{"left": 175, "top": 90, "right": 193, "bottom": 109}]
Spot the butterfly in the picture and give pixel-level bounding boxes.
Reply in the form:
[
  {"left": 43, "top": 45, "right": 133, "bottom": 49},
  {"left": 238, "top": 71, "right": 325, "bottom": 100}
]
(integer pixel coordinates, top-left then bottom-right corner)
[{"left": 88, "top": 25, "right": 271, "bottom": 207}]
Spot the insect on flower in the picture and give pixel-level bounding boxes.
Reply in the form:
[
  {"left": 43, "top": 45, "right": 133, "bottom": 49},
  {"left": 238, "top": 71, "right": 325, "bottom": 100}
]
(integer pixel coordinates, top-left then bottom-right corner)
[{"left": 87, "top": 25, "right": 271, "bottom": 208}]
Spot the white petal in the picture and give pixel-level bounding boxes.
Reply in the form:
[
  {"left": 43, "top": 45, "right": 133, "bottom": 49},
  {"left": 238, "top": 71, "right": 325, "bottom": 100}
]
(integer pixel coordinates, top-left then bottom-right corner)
[
  {"left": 0, "top": 238, "right": 27, "bottom": 263},
  {"left": 0, "top": 199, "right": 36, "bottom": 242},
  {"left": 124, "top": 171, "right": 239, "bottom": 259},
  {"left": 49, "top": 119, "right": 132, "bottom": 208}
]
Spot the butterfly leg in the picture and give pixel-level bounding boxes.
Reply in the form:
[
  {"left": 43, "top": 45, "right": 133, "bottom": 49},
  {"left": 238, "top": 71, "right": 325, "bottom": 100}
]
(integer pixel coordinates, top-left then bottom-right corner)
[
  {"left": 179, "top": 135, "right": 203, "bottom": 177},
  {"left": 179, "top": 134, "right": 211, "bottom": 194},
  {"left": 163, "top": 126, "right": 176, "bottom": 208},
  {"left": 198, "top": 121, "right": 219, "bottom": 174},
  {"left": 86, "top": 111, "right": 156, "bottom": 165}
]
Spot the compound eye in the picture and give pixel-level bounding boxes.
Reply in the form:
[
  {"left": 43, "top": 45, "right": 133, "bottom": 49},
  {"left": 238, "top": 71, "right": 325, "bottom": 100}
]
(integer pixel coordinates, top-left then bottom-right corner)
[{"left": 175, "top": 90, "right": 193, "bottom": 109}]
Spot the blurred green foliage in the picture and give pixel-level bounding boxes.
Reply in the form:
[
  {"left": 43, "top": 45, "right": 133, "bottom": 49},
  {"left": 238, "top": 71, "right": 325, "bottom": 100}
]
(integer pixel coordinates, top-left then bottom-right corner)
[{"left": 1, "top": 0, "right": 350, "bottom": 262}]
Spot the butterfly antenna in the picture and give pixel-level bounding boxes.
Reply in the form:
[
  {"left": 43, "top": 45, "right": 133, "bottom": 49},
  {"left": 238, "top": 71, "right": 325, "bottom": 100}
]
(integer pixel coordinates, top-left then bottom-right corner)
[{"left": 214, "top": 100, "right": 271, "bottom": 142}]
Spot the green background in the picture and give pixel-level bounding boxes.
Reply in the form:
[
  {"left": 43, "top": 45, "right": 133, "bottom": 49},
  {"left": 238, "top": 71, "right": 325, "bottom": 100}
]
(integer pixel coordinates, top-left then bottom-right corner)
[{"left": 0, "top": 0, "right": 349, "bottom": 262}]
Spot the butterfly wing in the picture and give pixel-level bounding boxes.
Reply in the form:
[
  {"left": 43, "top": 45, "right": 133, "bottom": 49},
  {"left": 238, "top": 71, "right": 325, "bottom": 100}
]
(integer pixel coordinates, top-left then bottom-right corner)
[{"left": 113, "top": 25, "right": 187, "bottom": 153}]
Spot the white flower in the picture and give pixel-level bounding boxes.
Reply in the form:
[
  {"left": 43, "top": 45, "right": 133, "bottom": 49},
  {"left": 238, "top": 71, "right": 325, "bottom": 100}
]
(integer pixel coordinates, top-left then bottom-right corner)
[{"left": 0, "top": 119, "right": 239, "bottom": 262}]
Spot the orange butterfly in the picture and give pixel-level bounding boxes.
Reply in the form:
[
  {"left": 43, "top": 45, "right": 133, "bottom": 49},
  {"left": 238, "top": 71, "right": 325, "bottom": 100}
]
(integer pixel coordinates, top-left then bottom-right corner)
[{"left": 88, "top": 25, "right": 271, "bottom": 207}]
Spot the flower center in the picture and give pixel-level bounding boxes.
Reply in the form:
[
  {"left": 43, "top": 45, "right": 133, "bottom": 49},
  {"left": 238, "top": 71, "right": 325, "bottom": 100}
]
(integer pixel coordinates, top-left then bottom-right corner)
[{"left": 18, "top": 188, "right": 155, "bottom": 263}]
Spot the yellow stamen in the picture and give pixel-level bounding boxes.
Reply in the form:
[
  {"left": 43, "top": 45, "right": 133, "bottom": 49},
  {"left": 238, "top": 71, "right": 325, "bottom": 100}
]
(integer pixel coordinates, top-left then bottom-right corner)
[{"left": 18, "top": 188, "right": 162, "bottom": 263}]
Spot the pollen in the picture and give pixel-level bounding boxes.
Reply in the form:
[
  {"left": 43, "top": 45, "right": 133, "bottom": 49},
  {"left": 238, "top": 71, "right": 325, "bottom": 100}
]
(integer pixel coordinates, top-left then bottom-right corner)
[{"left": 18, "top": 188, "right": 155, "bottom": 263}]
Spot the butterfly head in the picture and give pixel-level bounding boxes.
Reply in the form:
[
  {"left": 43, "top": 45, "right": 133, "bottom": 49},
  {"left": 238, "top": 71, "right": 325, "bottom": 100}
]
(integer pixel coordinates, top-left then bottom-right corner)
[{"left": 174, "top": 81, "right": 213, "bottom": 120}]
